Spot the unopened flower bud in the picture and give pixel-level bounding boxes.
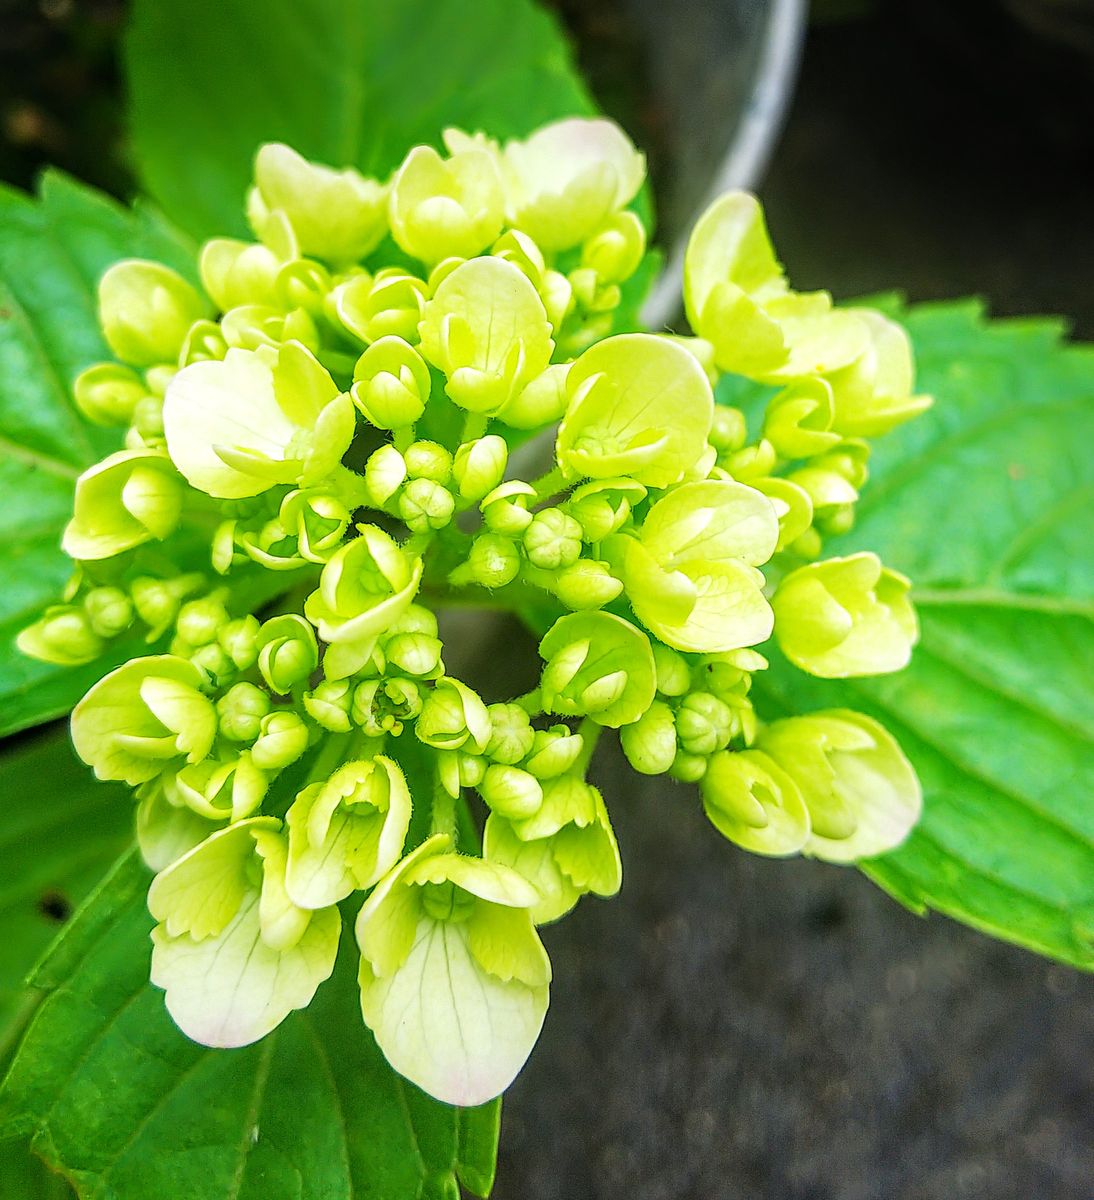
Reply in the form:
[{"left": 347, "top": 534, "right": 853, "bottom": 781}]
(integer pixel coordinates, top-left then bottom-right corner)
[
  {"left": 302, "top": 679, "right": 354, "bottom": 733},
  {"left": 398, "top": 478, "right": 455, "bottom": 532},
  {"left": 250, "top": 710, "right": 310, "bottom": 770},
  {"left": 454, "top": 533, "right": 520, "bottom": 589},
  {"left": 701, "top": 749, "right": 810, "bottom": 856},
  {"left": 553, "top": 559, "right": 623, "bottom": 610},
  {"left": 199, "top": 239, "right": 280, "bottom": 311},
  {"left": 479, "top": 764, "right": 543, "bottom": 819},
  {"left": 581, "top": 211, "right": 646, "bottom": 284},
  {"left": 175, "top": 594, "right": 230, "bottom": 648},
  {"left": 564, "top": 478, "right": 645, "bottom": 542},
  {"left": 669, "top": 750, "right": 708, "bottom": 783},
  {"left": 676, "top": 691, "right": 735, "bottom": 756},
  {"left": 189, "top": 641, "right": 235, "bottom": 686},
  {"left": 522, "top": 726, "right": 585, "bottom": 779},
  {"left": 74, "top": 363, "right": 146, "bottom": 426},
  {"left": 485, "top": 703, "right": 535, "bottom": 765},
  {"left": 452, "top": 435, "right": 507, "bottom": 502},
  {"left": 772, "top": 552, "right": 917, "bottom": 678},
  {"left": 620, "top": 700, "right": 677, "bottom": 775},
  {"left": 524, "top": 507, "right": 584, "bottom": 570},
  {"left": 256, "top": 614, "right": 319, "bottom": 693},
  {"left": 652, "top": 645, "right": 691, "bottom": 697},
  {"left": 83, "top": 587, "right": 134, "bottom": 639},
  {"left": 98, "top": 260, "right": 209, "bottom": 368},
  {"left": 351, "top": 336, "right": 430, "bottom": 429},
  {"left": 335, "top": 269, "right": 428, "bottom": 344},
  {"left": 17, "top": 605, "right": 104, "bottom": 665},
  {"left": 709, "top": 405, "right": 747, "bottom": 453},
  {"left": 131, "top": 574, "right": 203, "bottom": 639},
  {"left": 497, "top": 364, "right": 570, "bottom": 430},
  {"left": 481, "top": 481, "right": 536, "bottom": 534},
  {"left": 217, "top": 682, "right": 272, "bottom": 742},
  {"left": 403, "top": 441, "right": 452, "bottom": 483},
  {"left": 364, "top": 444, "right": 408, "bottom": 506},
  {"left": 416, "top": 677, "right": 491, "bottom": 753},
  {"left": 218, "top": 615, "right": 260, "bottom": 670},
  {"left": 385, "top": 632, "right": 443, "bottom": 677}
]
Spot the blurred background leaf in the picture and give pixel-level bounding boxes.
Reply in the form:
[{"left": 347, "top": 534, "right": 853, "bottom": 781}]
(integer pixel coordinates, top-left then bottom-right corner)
[{"left": 125, "top": 0, "right": 596, "bottom": 240}]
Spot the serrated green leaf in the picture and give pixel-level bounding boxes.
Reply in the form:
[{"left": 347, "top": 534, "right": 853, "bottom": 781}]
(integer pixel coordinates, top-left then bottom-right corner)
[
  {"left": 0, "top": 850, "right": 500, "bottom": 1199},
  {"left": 125, "top": 0, "right": 596, "bottom": 241},
  {"left": 756, "top": 300, "right": 1094, "bottom": 969},
  {"left": 0, "top": 173, "right": 196, "bottom": 736}
]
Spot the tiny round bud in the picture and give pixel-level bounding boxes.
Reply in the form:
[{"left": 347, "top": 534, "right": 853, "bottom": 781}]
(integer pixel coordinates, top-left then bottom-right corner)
[
  {"left": 581, "top": 211, "right": 646, "bottom": 283},
  {"left": 74, "top": 363, "right": 146, "bottom": 426},
  {"left": 451, "top": 435, "right": 508, "bottom": 502},
  {"left": 653, "top": 645, "right": 691, "bottom": 697},
  {"left": 250, "top": 710, "right": 310, "bottom": 771},
  {"left": 385, "top": 632, "right": 443, "bottom": 677},
  {"left": 217, "top": 682, "right": 272, "bottom": 742},
  {"left": 398, "top": 478, "right": 455, "bottom": 532},
  {"left": 676, "top": 691, "right": 735, "bottom": 757},
  {"left": 385, "top": 603, "right": 439, "bottom": 639},
  {"left": 523, "top": 507, "right": 584, "bottom": 570},
  {"left": 189, "top": 641, "right": 235, "bottom": 686},
  {"left": 403, "top": 441, "right": 453, "bottom": 483},
  {"left": 256, "top": 615, "right": 319, "bottom": 693},
  {"left": 364, "top": 444, "right": 408, "bottom": 506},
  {"left": 460, "top": 533, "right": 520, "bottom": 589},
  {"left": 709, "top": 406, "right": 747, "bottom": 453},
  {"left": 130, "top": 574, "right": 202, "bottom": 639},
  {"left": 218, "top": 615, "right": 260, "bottom": 670},
  {"left": 176, "top": 594, "right": 230, "bottom": 648},
  {"left": 458, "top": 753, "right": 487, "bottom": 789},
  {"left": 669, "top": 750, "right": 708, "bottom": 783},
  {"left": 98, "top": 260, "right": 209, "bottom": 367},
  {"left": 481, "top": 481, "right": 536, "bottom": 534},
  {"left": 484, "top": 703, "right": 535, "bottom": 765},
  {"left": 553, "top": 559, "right": 623, "bottom": 610},
  {"left": 620, "top": 700, "right": 677, "bottom": 775},
  {"left": 351, "top": 336, "right": 430, "bottom": 429},
  {"left": 83, "top": 587, "right": 134, "bottom": 639},
  {"left": 479, "top": 764, "right": 543, "bottom": 819}
]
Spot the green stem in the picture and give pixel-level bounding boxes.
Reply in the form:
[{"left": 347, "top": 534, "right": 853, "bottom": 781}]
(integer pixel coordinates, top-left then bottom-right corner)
[
  {"left": 460, "top": 412, "right": 490, "bottom": 443},
  {"left": 430, "top": 769, "right": 458, "bottom": 841},
  {"left": 393, "top": 426, "right": 415, "bottom": 454},
  {"left": 303, "top": 729, "right": 364, "bottom": 785},
  {"left": 528, "top": 465, "right": 567, "bottom": 504},
  {"left": 574, "top": 717, "right": 602, "bottom": 774}
]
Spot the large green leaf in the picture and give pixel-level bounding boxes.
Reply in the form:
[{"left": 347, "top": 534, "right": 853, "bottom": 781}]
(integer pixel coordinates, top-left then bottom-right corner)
[
  {"left": 0, "top": 851, "right": 500, "bottom": 1199},
  {"left": 0, "top": 173, "right": 196, "bottom": 737},
  {"left": 126, "top": 0, "right": 596, "bottom": 241},
  {"left": 756, "top": 300, "right": 1094, "bottom": 969},
  {"left": 0, "top": 728, "right": 132, "bottom": 1200}
]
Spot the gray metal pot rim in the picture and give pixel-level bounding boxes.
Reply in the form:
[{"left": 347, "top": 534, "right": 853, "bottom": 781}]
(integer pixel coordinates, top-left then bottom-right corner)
[{"left": 641, "top": 0, "right": 807, "bottom": 330}]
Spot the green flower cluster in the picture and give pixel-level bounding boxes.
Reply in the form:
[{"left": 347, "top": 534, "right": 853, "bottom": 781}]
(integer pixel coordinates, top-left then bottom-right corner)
[{"left": 21, "top": 118, "right": 926, "bottom": 1107}]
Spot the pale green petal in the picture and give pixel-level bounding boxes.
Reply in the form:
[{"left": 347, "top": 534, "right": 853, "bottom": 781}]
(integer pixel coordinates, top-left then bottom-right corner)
[
  {"left": 639, "top": 480, "right": 779, "bottom": 568},
  {"left": 701, "top": 749, "right": 810, "bottom": 857},
  {"left": 151, "top": 895, "right": 339, "bottom": 1048},
  {"left": 147, "top": 818, "right": 277, "bottom": 940},
  {"left": 163, "top": 348, "right": 296, "bottom": 498},
  {"left": 404, "top": 852, "right": 540, "bottom": 909},
  {"left": 483, "top": 815, "right": 582, "bottom": 924},
  {"left": 467, "top": 901, "right": 552, "bottom": 986},
  {"left": 358, "top": 917, "right": 549, "bottom": 1106},
  {"left": 136, "top": 782, "right": 223, "bottom": 872},
  {"left": 556, "top": 334, "right": 713, "bottom": 488},
  {"left": 63, "top": 450, "right": 183, "bottom": 560}
]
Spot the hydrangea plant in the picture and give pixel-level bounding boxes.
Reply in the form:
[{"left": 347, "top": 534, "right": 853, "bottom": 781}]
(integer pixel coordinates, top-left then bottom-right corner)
[{"left": 19, "top": 118, "right": 929, "bottom": 1108}]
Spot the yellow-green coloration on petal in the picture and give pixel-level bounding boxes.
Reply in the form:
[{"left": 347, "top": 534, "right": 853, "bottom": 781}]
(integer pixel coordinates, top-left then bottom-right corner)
[
  {"left": 538, "top": 611, "right": 656, "bottom": 728},
  {"left": 416, "top": 677, "right": 492, "bottom": 754},
  {"left": 199, "top": 238, "right": 281, "bottom": 311},
  {"left": 390, "top": 142, "right": 504, "bottom": 264},
  {"left": 304, "top": 526, "right": 423, "bottom": 679},
  {"left": 149, "top": 819, "right": 340, "bottom": 1048},
  {"left": 71, "top": 655, "right": 216, "bottom": 786},
  {"left": 772, "top": 552, "right": 918, "bottom": 677},
  {"left": 484, "top": 775, "right": 622, "bottom": 924},
  {"left": 351, "top": 336, "right": 431, "bottom": 429},
  {"left": 98, "top": 259, "right": 210, "bottom": 368},
  {"left": 136, "top": 778, "right": 224, "bottom": 872},
  {"left": 823, "top": 309, "right": 933, "bottom": 437},
  {"left": 758, "top": 711, "right": 922, "bottom": 863},
  {"left": 356, "top": 835, "right": 550, "bottom": 1106},
  {"left": 250, "top": 143, "right": 387, "bottom": 264},
  {"left": 163, "top": 341, "right": 353, "bottom": 498},
  {"left": 701, "top": 749, "right": 811, "bottom": 856},
  {"left": 501, "top": 118, "right": 645, "bottom": 251},
  {"left": 285, "top": 756, "right": 412, "bottom": 909},
  {"left": 557, "top": 334, "right": 713, "bottom": 488},
  {"left": 62, "top": 449, "right": 184, "bottom": 560},
  {"left": 622, "top": 480, "right": 779, "bottom": 654},
  {"left": 418, "top": 257, "right": 554, "bottom": 413},
  {"left": 683, "top": 193, "right": 867, "bottom": 381}
]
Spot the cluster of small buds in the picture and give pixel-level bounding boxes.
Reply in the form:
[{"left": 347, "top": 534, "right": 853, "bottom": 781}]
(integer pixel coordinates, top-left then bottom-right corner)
[{"left": 22, "top": 117, "right": 927, "bottom": 1108}]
